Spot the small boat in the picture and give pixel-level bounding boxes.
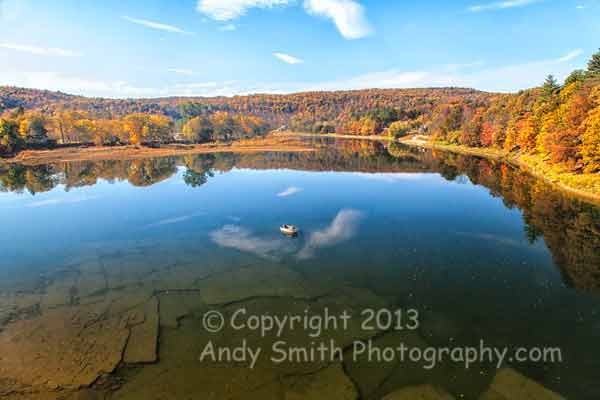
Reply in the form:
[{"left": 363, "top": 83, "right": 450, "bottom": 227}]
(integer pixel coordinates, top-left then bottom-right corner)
[{"left": 280, "top": 224, "right": 299, "bottom": 236}]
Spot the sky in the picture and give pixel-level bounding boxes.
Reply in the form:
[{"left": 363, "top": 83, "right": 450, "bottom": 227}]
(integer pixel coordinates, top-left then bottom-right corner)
[{"left": 0, "top": 0, "right": 598, "bottom": 98}]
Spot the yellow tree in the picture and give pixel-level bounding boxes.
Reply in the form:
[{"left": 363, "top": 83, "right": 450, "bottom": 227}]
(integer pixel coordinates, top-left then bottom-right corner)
[
  {"left": 503, "top": 119, "right": 518, "bottom": 152},
  {"left": 147, "top": 115, "right": 174, "bottom": 143},
  {"left": 516, "top": 113, "right": 537, "bottom": 152},
  {"left": 52, "top": 110, "right": 90, "bottom": 143},
  {"left": 388, "top": 120, "right": 411, "bottom": 138},
  {"left": 581, "top": 86, "right": 600, "bottom": 172},
  {"left": 73, "top": 119, "right": 96, "bottom": 143},
  {"left": 581, "top": 107, "right": 600, "bottom": 172},
  {"left": 93, "top": 119, "right": 124, "bottom": 146},
  {"left": 359, "top": 117, "right": 378, "bottom": 136},
  {"left": 123, "top": 113, "right": 149, "bottom": 145}
]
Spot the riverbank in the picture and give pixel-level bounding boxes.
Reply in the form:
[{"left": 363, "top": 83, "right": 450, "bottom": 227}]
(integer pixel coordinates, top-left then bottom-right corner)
[
  {"left": 0, "top": 136, "right": 316, "bottom": 166},
  {"left": 276, "top": 131, "right": 600, "bottom": 204}
]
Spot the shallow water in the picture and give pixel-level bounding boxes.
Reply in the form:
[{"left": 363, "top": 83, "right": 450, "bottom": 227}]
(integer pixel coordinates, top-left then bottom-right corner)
[{"left": 0, "top": 140, "right": 599, "bottom": 399}]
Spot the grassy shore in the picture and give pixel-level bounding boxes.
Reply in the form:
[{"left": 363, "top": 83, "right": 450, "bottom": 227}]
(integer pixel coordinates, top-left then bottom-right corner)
[{"left": 0, "top": 136, "right": 316, "bottom": 166}]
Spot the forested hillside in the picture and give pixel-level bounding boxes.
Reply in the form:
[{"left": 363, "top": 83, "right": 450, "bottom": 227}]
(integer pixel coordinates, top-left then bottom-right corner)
[
  {"left": 0, "top": 86, "right": 494, "bottom": 154},
  {"left": 0, "top": 86, "right": 490, "bottom": 129}
]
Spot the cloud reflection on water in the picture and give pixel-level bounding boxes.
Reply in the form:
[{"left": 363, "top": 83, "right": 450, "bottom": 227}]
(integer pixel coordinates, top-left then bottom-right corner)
[
  {"left": 210, "top": 225, "right": 296, "bottom": 260},
  {"left": 146, "top": 211, "right": 206, "bottom": 227},
  {"left": 297, "top": 208, "right": 365, "bottom": 260},
  {"left": 277, "top": 186, "right": 303, "bottom": 197},
  {"left": 25, "top": 195, "right": 98, "bottom": 208}
]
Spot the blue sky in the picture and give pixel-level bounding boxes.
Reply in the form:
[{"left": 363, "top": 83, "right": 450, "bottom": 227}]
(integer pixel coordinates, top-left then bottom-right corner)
[{"left": 0, "top": 0, "right": 598, "bottom": 98}]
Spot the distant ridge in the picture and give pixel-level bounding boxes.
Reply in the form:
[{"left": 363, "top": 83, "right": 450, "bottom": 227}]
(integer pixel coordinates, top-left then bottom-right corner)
[{"left": 0, "top": 85, "right": 495, "bottom": 126}]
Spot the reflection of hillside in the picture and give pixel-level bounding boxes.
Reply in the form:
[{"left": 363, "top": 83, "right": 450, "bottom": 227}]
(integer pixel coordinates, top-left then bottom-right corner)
[
  {"left": 426, "top": 152, "right": 600, "bottom": 293},
  {"left": 234, "top": 140, "right": 431, "bottom": 173},
  {"left": 127, "top": 158, "right": 178, "bottom": 187},
  {"left": 0, "top": 157, "right": 181, "bottom": 193}
]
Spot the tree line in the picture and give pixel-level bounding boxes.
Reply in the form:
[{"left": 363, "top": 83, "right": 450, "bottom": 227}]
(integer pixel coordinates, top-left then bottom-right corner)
[
  {"left": 0, "top": 107, "right": 270, "bottom": 155},
  {"left": 425, "top": 50, "right": 600, "bottom": 173}
]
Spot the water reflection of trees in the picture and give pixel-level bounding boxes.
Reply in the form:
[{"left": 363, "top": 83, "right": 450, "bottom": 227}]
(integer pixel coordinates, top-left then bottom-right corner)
[
  {"left": 414, "top": 149, "right": 600, "bottom": 293},
  {"left": 1, "top": 141, "right": 598, "bottom": 292},
  {"left": 0, "top": 157, "right": 180, "bottom": 193},
  {"left": 182, "top": 155, "right": 215, "bottom": 187},
  {"left": 0, "top": 164, "right": 57, "bottom": 194}
]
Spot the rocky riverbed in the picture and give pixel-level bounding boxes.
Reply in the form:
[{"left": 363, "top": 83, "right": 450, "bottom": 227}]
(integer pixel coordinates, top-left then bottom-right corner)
[{"left": 0, "top": 239, "right": 566, "bottom": 399}]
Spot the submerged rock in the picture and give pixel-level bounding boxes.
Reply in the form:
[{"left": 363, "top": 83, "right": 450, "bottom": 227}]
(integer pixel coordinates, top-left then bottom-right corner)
[
  {"left": 282, "top": 364, "right": 359, "bottom": 400},
  {"left": 111, "top": 316, "right": 279, "bottom": 400},
  {"left": 0, "top": 292, "right": 41, "bottom": 329},
  {"left": 112, "top": 284, "right": 386, "bottom": 399},
  {"left": 382, "top": 384, "right": 455, "bottom": 400},
  {"left": 480, "top": 368, "right": 564, "bottom": 400},
  {"left": 40, "top": 272, "right": 78, "bottom": 310},
  {"left": 0, "top": 303, "right": 129, "bottom": 392},
  {"left": 158, "top": 292, "right": 206, "bottom": 328},
  {"left": 123, "top": 297, "right": 159, "bottom": 364},
  {"left": 344, "top": 330, "right": 430, "bottom": 399},
  {"left": 194, "top": 264, "right": 315, "bottom": 305}
]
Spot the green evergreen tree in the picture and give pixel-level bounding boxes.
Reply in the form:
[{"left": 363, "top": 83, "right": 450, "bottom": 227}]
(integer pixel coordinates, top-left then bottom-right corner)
[
  {"left": 588, "top": 48, "right": 600, "bottom": 75},
  {"left": 542, "top": 75, "right": 560, "bottom": 97},
  {"left": 0, "top": 119, "right": 24, "bottom": 155},
  {"left": 564, "top": 69, "right": 586, "bottom": 86}
]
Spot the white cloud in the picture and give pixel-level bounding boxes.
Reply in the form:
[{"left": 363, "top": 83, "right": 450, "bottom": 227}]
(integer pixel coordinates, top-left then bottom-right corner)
[
  {"left": 468, "top": 0, "right": 543, "bottom": 12},
  {"left": 210, "top": 224, "right": 296, "bottom": 259},
  {"left": 168, "top": 68, "right": 195, "bottom": 76},
  {"left": 197, "top": 0, "right": 290, "bottom": 21},
  {"left": 273, "top": 52, "right": 304, "bottom": 64},
  {"left": 277, "top": 186, "right": 303, "bottom": 197},
  {"left": 297, "top": 209, "right": 364, "bottom": 260},
  {"left": 556, "top": 49, "right": 583, "bottom": 63},
  {"left": 0, "top": 43, "right": 81, "bottom": 57},
  {"left": 0, "top": 70, "right": 164, "bottom": 98},
  {"left": 303, "top": 0, "right": 372, "bottom": 39},
  {"left": 197, "top": 0, "right": 371, "bottom": 39},
  {"left": 121, "top": 15, "right": 193, "bottom": 34}
]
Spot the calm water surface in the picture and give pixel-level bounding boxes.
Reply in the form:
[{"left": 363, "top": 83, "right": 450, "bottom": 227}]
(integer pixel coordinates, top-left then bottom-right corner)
[{"left": 0, "top": 140, "right": 599, "bottom": 399}]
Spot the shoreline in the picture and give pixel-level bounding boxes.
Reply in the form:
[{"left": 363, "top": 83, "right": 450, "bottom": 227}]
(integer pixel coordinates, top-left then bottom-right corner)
[
  {"left": 276, "top": 131, "right": 600, "bottom": 205},
  {"left": 3, "top": 131, "right": 599, "bottom": 205},
  {"left": 274, "top": 131, "right": 397, "bottom": 142},
  {"left": 0, "top": 137, "right": 316, "bottom": 166}
]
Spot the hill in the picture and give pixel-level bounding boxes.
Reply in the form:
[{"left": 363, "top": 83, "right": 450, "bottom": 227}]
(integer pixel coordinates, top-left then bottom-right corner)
[{"left": 0, "top": 86, "right": 496, "bottom": 128}]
